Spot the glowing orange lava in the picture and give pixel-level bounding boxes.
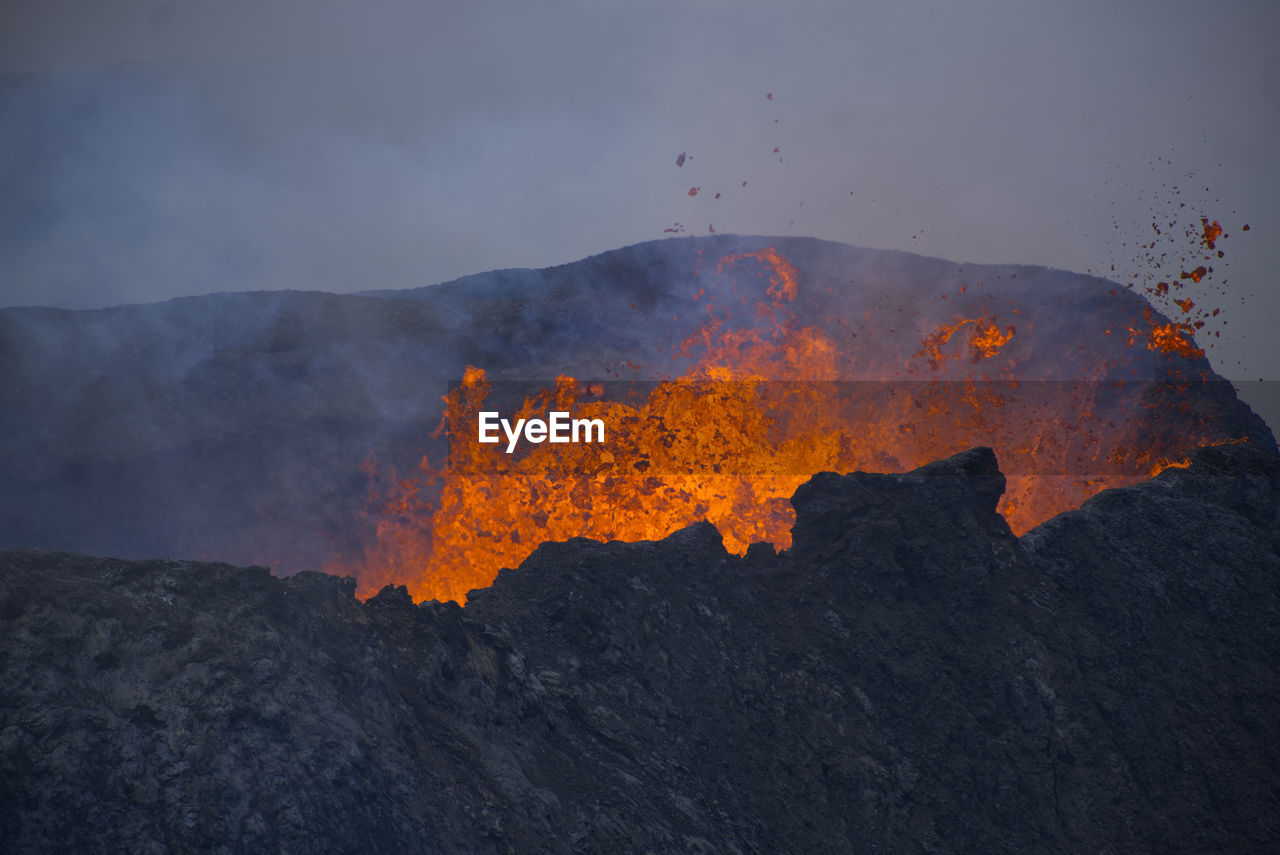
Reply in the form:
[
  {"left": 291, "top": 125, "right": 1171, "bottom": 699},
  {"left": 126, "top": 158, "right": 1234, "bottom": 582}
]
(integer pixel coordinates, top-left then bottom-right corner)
[
  {"left": 1145, "top": 322, "right": 1205, "bottom": 359},
  {"left": 331, "top": 246, "right": 1239, "bottom": 603}
]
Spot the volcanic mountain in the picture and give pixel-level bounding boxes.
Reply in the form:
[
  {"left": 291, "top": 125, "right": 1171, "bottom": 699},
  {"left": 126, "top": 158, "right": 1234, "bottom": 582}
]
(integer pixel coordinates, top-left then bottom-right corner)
[
  {"left": 0, "top": 235, "right": 1270, "bottom": 602},
  {"left": 2, "top": 235, "right": 1278, "bottom": 851}
]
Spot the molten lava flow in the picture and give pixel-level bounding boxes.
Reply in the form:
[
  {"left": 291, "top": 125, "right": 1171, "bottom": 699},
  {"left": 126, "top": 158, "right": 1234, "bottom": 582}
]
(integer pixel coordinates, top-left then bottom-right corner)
[{"left": 333, "top": 246, "right": 1240, "bottom": 604}]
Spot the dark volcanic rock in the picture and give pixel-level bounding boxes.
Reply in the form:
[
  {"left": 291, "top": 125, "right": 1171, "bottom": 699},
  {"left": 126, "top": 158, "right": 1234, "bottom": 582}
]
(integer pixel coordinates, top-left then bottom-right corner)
[{"left": 2, "top": 444, "right": 1278, "bottom": 853}]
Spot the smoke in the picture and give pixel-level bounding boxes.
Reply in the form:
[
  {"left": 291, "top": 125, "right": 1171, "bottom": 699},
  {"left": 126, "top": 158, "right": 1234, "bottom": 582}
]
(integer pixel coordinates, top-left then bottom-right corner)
[
  {"left": 0, "top": 68, "right": 645, "bottom": 308},
  {"left": 0, "top": 0, "right": 1277, "bottom": 395}
]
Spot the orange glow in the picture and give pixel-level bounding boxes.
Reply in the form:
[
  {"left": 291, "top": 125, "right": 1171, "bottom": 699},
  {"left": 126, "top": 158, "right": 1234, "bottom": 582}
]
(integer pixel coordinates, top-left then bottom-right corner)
[
  {"left": 916, "top": 316, "right": 1014, "bottom": 368},
  {"left": 1149, "top": 437, "right": 1248, "bottom": 476},
  {"left": 1149, "top": 456, "right": 1192, "bottom": 476},
  {"left": 330, "top": 246, "right": 1235, "bottom": 604},
  {"left": 1146, "top": 322, "right": 1205, "bottom": 359}
]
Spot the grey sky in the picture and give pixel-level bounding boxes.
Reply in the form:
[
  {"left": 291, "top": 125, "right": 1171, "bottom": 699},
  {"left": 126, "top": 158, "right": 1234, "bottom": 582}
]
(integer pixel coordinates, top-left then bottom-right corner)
[{"left": 2, "top": 0, "right": 1277, "bottom": 384}]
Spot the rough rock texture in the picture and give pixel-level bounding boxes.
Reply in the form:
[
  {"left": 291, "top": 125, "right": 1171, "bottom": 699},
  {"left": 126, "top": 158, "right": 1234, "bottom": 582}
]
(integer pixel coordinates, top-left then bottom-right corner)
[{"left": 2, "top": 444, "right": 1278, "bottom": 853}]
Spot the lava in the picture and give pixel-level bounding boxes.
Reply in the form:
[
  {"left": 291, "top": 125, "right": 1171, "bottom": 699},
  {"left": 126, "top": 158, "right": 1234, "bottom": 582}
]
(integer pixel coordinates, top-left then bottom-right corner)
[
  {"left": 1201, "top": 217, "right": 1223, "bottom": 250},
  {"left": 916, "top": 316, "right": 1015, "bottom": 367},
  {"left": 1144, "top": 322, "right": 1205, "bottom": 359},
  {"left": 331, "top": 245, "right": 1244, "bottom": 604}
]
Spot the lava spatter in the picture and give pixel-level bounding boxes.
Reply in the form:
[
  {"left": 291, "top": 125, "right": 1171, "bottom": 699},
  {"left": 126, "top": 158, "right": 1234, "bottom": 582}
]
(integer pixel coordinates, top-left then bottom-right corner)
[{"left": 331, "top": 245, "right": 1241, "bottom": 603}]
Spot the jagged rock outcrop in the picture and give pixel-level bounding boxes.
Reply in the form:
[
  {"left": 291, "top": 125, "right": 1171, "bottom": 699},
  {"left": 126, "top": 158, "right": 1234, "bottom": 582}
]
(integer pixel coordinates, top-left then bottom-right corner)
[{"left": 2, "top": 444, "right": 1278, "bottom": 853}]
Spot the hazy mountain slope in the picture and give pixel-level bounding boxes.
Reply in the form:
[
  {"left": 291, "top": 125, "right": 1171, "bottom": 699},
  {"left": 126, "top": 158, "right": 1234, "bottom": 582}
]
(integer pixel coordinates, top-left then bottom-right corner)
[{"left": 0, "top": 235, "right": 1270, "bottom": 572}]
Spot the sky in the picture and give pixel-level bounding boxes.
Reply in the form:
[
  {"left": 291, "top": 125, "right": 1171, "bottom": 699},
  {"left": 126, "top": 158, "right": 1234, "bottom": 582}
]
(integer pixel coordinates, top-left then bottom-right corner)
[{"left": 2, "top": 0, "right": 1277, "bottom": 390}]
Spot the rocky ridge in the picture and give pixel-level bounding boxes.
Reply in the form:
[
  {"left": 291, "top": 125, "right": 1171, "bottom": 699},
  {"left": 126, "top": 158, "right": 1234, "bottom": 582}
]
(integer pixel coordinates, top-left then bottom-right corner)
[{"left": 2, "top": 443, "right": 1278, "bottom": 853}]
